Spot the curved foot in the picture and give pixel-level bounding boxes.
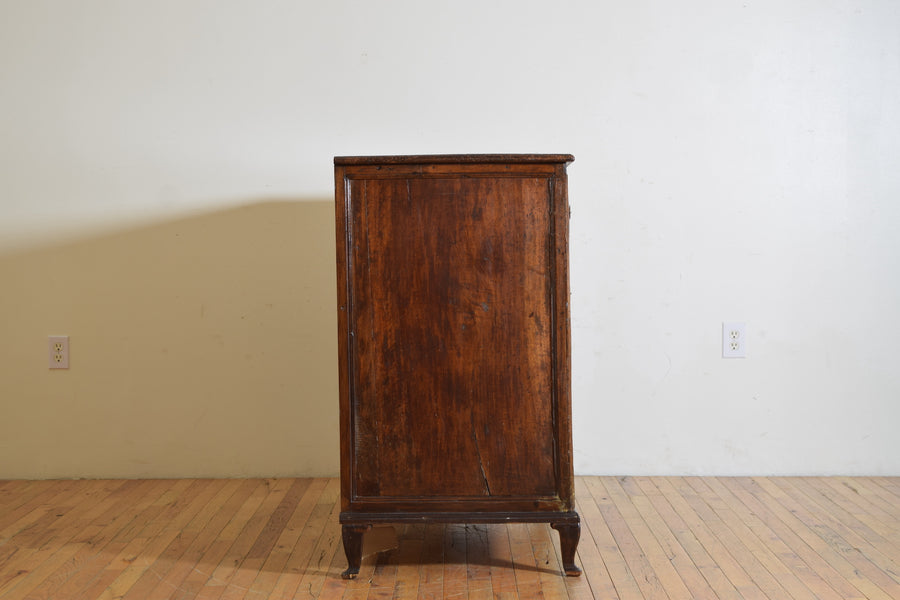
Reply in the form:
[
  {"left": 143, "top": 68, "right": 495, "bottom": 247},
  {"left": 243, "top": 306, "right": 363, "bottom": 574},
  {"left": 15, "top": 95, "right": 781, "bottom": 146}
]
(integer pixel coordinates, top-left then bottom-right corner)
[
  {"left": 341, "top": 524, "right": 369, "bottom": 579},
  {"left": 551, "top": 520, "right": 582, "bottom": 577}
]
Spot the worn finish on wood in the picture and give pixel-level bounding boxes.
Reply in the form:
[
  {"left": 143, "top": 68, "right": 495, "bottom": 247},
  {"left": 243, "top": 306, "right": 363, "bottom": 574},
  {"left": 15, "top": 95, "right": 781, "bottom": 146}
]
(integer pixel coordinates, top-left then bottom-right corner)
[
  {"left": 335, "top": 154, "right": 579, "bottom": 576},
  {"left": 0, "top": 477, "right": 898, "bottom": 598}
]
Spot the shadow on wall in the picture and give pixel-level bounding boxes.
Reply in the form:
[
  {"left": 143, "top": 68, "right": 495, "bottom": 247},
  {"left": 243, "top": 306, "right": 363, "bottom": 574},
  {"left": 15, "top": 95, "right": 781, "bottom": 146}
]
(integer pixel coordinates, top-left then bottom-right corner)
[{"left": 0, "top": 199, "right": 339, "bottom": 479}]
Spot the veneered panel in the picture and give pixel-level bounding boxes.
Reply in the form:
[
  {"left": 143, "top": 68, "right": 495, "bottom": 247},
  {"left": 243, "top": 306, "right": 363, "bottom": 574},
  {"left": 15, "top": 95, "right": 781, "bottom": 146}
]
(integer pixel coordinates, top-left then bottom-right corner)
[{"left": 347, "top": 176, "right": 557, "bottom": 498}]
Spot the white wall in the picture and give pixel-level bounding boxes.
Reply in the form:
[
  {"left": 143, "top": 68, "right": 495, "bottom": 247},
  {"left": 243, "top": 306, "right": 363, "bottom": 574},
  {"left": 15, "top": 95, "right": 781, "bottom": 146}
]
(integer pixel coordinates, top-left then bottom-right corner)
[{"left": 1, "top": 1, "right": 898, "bottom": 476}]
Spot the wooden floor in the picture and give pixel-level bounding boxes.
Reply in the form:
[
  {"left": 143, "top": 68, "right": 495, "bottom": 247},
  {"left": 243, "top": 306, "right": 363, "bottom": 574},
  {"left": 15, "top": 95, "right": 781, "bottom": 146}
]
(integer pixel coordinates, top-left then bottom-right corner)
[{"left": 0, "top": 477, "right": 898, "bottom": 599}]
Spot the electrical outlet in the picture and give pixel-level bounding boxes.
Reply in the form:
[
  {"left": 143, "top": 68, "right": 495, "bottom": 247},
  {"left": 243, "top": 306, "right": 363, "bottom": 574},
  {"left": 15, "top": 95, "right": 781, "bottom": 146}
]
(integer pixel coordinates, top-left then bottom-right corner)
[
  {"left": 49, "top": 336, "right": 69, "bottom": 369},
  {"left": 722, "top": 322, "right": 746, "bottom": 358}
]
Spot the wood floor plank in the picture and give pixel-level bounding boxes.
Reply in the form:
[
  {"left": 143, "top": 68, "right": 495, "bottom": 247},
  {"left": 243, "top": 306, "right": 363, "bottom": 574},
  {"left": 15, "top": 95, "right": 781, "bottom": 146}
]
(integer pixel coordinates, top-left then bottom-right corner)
[
  {"left": 791, "top": 477, "right": 900, "bottom": 572},
  {"left": 166, "top": 479, "right": 270, "bottom": 600},
  {"left": 841, "top": 478, "right": 899, "bottom": 510},
  {"left": 546, "top": 526, "right": 594, "bottom": 600},
  {"left": 288, "top": 482, "right": 344, "bottom": 600},
  {"left": 412, "top": 523, "right": 445, "bottom": 600},
  {"left": 750, "top": 476, "right": 896, "bottom": 600},
  {"left": 364, "top": 526, "right": 402, "bottom": 600},
  {"left": 578, "top": 477, "right": 639, "bottom": 600},
  {"left": 638, "top": 477, "right": 741, "bottom": 600},
  {"left": 654, "top": 477, "right": 769, "bottom": 600},
  {"left": 0, "top": 480, "right": 31, "bottom": 509},
  {"left": 0, "top": 481, "right": 124, "bottom": 597},
  {"left": 141, "top": 478, "right": 261, "bottom": 600},
  {"left": 0, "top": 482, "right": 85, "bottom": 582},
  {"left": 30, "top": 479, "right": 178, "bottom": 600},
  {"left": 465, "top": 524, "right": 493, "bottom": 600},
  {"left": 722, "top": 477, "right": 866, "bottom": 600},
  {"left": 679, "top": 477, "right": 791, "bottom": 600},
  {"left": 586, "top": 477, "right": 669, "bottom": 600},
  {"left": 31, "top": 480, "right": 129, "bottom": 546},
  {"left": 717, "top": 477, "right": 848, "bottom": 600},
  {"left": 702, "top": 477, "right": 829, "bottom": 600},
  {"left": 0, "top": 480, "right": 126, "bottom": 598},
  {"left": 134, "top": 478, "right": 250, "bottom": 600},
  {"left": 0, "top": 538, "right": 85, "bottom": 600},
  {"left": 486, "top": 523, "right": 518, "bottom": 600},
  {"left": 308, "top": 514, "right": 350, "bottom": 600},
  {"left": 93, "top": 479, "right": 230, "bottom": 600},
  {"left": 773, "top": 477, "right": 900, "bottom": 598},
  {"left": 336, "top": 553, "right": 372, "bottom": 600},
  {"left": 873, "top": 477, "right": 900, "bottom": 500},
  {"left": 570, "top": 493, "right": 620, "bottom": 600},
  {"left": 0, "top": 480, "right": 64, "bottom": 533},
  {"left": 390, "top": 523, "right": 426, "bottom": 600},
  {"left": 227, "top": 478, "right": 317, "bottom": 600},
  {"left": 819, "top": 478, "right": 900, "bottom": 537},
  {"left": 192, "top": 479, "right": 294, "bottom": 600},
  {"left": 506, "top": 523, "right": 543, "bottom": 600},
  {"left": 216, "top": 478, "right": 311, "bottom": 600},
  {"left": 0, "top": 480, "right": 41, "bottom": 519},
  {"left": 0, "top": 479, "right": 82, "bottom": 544},
  {"left": 0, "top": 476, "right": 897, "bottom": 599},
  {"left": 0, "top": 481, "right": 54, "bottom": 526},
  {"left": 627, "top": 476, "right": 722, "bottom": 600},
  {"left": 335, "top": 528, "right": 380, "bottom": 600},
  {"left": 111, "top": 480, "right": 195, "bottom": 544},
  {"left": 528, "top": 523, "right": 568, "bottom": 600},
  {"left": 604, "top": 476, "right": 693, "bottom": 600},
  {"left": 441, "top": 523, "right": 468, "bottom": 600},
  {"left": 267, "top": 478, "right": 339, "bottom": 600},
  {"left": 861, "top": 477, "right": 900, "bottom": 530}
]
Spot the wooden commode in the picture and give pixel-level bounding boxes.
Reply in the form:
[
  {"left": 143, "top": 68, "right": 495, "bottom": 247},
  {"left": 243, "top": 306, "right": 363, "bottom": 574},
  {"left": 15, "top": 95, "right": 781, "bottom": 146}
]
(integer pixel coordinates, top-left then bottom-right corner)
[{"left": 334, "top": 154, "right": 580, "bottom": 578}]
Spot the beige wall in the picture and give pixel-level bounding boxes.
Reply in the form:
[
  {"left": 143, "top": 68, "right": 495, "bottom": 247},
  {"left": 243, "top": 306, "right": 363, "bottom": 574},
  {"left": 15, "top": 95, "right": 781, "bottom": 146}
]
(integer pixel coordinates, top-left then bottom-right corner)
[{"left": 0, "top": 201, "right": 338, "bottom": 478}]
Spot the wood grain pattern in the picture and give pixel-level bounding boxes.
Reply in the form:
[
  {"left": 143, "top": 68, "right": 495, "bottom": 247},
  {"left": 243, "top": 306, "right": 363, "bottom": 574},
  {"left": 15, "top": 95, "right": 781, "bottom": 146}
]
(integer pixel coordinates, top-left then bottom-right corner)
[
  {"left": 0, "top": 477, "right": 898, "bottom": 598},
  {"left": 345, "top": 174, "right": 557, "bottom": 500}
]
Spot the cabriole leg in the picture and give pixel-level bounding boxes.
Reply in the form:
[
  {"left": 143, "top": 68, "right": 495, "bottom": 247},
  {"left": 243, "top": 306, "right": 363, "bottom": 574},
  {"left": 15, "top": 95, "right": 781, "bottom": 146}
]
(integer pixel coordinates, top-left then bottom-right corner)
[{"left": 551, "top": 521, "right": 582, "bottom": 576}]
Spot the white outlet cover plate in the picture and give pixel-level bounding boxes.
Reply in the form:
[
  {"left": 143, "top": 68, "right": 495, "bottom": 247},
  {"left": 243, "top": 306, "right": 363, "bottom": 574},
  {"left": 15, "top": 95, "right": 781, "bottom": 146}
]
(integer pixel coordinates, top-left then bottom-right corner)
[
  {"left": 49, "top": 335, "right": 69, "bottom": 369},
  {"left": 722, "top": 322, "right": 746, "bottom": 358}
]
